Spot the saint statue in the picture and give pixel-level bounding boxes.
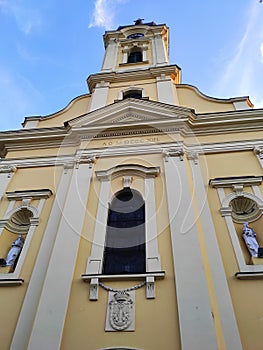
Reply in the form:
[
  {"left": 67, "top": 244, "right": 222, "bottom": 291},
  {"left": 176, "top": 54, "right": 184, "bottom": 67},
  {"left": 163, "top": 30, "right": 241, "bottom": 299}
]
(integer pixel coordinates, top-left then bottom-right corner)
[
  {"left": 5, "top": 235, "right": 24, "bottom": 266},
  {"left": 242, "top": 222, "right": 259, "bottom": 257}
]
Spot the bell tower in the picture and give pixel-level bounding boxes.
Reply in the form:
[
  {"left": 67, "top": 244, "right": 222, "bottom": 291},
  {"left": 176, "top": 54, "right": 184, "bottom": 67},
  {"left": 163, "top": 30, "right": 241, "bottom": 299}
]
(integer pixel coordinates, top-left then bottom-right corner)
[
  {"left": 101, "top": 19, "right": 170, "bottom": 71},
  {"left": 87, "top": 19, "right": 181, "bottom": 112}
]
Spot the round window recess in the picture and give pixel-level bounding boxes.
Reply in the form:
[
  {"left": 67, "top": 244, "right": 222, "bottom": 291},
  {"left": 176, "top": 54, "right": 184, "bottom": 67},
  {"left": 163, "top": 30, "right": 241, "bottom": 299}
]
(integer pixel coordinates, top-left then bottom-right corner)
[
  {"left": 6, "top": 208, "right": 33, "bottom": 234},
  {"left": 230, "top": 196, "right": 262, "bottom": 223}
]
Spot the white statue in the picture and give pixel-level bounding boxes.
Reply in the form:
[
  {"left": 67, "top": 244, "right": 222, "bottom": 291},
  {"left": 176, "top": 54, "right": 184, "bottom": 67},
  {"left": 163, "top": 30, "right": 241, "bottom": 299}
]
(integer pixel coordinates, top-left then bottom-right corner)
[
  {"left": 6, "top": 235, "right": 24, "bottom": 266},
  {"left": 242, "top": 222, "right": 259, "bottom": 257}
]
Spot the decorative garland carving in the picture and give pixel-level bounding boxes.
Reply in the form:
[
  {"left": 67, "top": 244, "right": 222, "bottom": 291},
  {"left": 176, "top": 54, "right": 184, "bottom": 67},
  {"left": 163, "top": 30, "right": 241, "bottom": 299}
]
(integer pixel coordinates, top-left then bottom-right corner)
[{"left": 99, "top": 281, "right": 145, "bottom": 293}]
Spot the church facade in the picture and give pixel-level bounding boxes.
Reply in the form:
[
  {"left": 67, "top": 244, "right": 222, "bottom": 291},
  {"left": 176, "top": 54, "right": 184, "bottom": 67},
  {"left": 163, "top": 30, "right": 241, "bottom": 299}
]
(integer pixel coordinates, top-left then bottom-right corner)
[{"left": 0, "top": 20, "right": 263, "bottom": 350}]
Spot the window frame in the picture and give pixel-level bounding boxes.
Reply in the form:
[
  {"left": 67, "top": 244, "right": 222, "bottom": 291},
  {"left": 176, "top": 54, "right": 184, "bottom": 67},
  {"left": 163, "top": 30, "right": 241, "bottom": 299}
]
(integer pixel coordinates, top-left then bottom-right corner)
[
  {"left": 82, "top": 164, "right": 165, "bottom": 299},
  {"left": 0, "top": 189, "right": 52, "bottom": 285},
  {"left": 210, "top": 176, "right": 263, "bottom": 278}
]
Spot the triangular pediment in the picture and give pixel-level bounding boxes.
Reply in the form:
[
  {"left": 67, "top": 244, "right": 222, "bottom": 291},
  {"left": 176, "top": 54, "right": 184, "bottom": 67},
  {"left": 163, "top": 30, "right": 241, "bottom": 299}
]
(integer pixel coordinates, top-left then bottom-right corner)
[{"left": 66, "top": 98, "right": 193, "bottom": 129}]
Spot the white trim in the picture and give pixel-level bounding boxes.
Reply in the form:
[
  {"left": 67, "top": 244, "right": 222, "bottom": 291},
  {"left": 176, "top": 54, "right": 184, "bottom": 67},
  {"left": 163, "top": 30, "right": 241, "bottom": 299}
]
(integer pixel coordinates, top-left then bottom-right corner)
[
  {"left": 85, "top": 164, "right": 162, "bottom": 300},
  {"left": 86, "top": 179, "right": 111, "bottom": 276},
  {"left": 164, "top": 155, "right": 217, "bottom": 350},
  {"left": 89, "top": 81, "right": 110, "bottom": 112},
  {"left": 101, "top": 38, "right": 118, "bottom": 71},
  {"left": 0, "top": 166, "right": 16, "bottom": 200},
  {"left": 82, "top": 272, "right": 165, "bottom": 281},
  {"left": 145, "top": 177, "right": 161, "bottom": 273},
  {"left": 156, "top": 75, "right": 175, "bottom": 104},
  {"left": 214, "top": 186, "right": 263, "bottom": 272},
  {"left": 10, "top": 167, "right": 73, "bottom": 350},
  {"left": 189, "top": 157, "right": 242, "bottom": 349},
  {"left": 0, "top": 196, "right": 48, "bottom": 281},
  {"left": 27, "top": 162, "right": 93, "bottom": 350}
]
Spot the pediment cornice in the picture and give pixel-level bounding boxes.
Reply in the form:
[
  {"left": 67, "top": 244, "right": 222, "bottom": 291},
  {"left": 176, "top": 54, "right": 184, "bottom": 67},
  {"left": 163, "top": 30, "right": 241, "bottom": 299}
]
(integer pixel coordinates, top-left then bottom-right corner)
[{"left": 67, "top": 98, "right": 192, "bottom": 128}]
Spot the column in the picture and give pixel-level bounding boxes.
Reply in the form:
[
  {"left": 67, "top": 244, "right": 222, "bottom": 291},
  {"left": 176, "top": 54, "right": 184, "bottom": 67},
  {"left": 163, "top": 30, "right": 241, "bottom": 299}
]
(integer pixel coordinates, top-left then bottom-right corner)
[
  {"left": 10, "top": 166, "right": 74, "bottom": 350},
  {"left": 188, "top": 152, "right": 243, "bottom": 350},
  {"left": 164, "top": 150, "right": 218, "bottom": 350},
  {"left": 27, "top": 158, "right": 94, "bottom": 350}
]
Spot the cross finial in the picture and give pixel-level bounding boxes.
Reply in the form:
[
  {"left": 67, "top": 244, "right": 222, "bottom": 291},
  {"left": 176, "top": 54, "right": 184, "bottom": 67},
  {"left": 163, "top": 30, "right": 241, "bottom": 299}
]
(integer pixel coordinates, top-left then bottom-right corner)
[{"left": 134, "top": 18, "right": 144, "bottom": 25}]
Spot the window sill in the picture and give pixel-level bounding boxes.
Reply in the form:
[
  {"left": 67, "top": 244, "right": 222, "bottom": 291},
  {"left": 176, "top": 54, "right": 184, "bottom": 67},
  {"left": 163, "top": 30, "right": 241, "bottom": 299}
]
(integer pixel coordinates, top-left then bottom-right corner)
[
  {"left": 0, "top": 278, "right": 24, "bottom": 286},
  {"left": 82, "top": 271, "right": 165, "bottom": 300},
  {"left": 119, "top": 60, "right": 149, "bottom": 67},
  {"left": 81, "top": 271, "right": 165, "bottom": 282},
  {"left": 235, "top": 271, "right": 263, "bottom": 280}
]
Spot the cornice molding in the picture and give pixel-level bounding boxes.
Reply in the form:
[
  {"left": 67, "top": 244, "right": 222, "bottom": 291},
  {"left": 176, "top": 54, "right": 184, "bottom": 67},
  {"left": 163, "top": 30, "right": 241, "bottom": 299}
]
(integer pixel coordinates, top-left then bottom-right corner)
[
  {"left": 209, "top": 176, "right": 263, "bottom": 188},
  {"left": 0, "top": 140, "right": 263, "bottom": 169},
  {"left": 6, "top": 189, "right": 53, "bottom": 201},
  {"left": 95, "top": 164, "right": 160, "bottom": 181},
  {"left": 87, "top": 65, "right": 181, "bottom": 92},
  {"left": 1, "top": 100, "right": 263, "bottom": 154}
]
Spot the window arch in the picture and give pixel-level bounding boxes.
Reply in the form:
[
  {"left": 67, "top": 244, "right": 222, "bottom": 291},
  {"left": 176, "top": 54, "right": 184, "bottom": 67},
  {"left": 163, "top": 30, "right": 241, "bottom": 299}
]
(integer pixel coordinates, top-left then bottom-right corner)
[
  {"left": 103, "top": 188, "right": 146, "bottom": 274},
  {"left": 128, "top": 47, "right": 142, "bottom": 63},
  {"left": 123, "top": 90, "right": 142, "bottom": 100}
]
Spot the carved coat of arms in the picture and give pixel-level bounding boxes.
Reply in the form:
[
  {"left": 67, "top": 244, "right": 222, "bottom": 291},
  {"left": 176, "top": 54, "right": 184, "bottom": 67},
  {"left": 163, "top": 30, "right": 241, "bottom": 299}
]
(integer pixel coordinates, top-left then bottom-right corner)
[
  {"left": 108, "top": 291, "right": 134, "bottom": 331},
  {"left": 110, "top": 291, "right": 133, "bottom": 330}
]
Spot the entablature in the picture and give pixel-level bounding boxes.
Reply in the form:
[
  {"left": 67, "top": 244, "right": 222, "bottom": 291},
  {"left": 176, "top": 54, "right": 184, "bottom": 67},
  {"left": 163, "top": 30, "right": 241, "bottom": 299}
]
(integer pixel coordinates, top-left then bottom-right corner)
[{"left": 87, "top": 65, "right": 181, "bottom": 92}]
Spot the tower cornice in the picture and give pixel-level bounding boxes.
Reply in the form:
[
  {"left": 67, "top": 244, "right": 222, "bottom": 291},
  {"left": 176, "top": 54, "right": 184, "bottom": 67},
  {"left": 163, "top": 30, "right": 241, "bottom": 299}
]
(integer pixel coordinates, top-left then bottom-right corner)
[{"left": 87, "top": 64, "right": 181, "bottom": 92}]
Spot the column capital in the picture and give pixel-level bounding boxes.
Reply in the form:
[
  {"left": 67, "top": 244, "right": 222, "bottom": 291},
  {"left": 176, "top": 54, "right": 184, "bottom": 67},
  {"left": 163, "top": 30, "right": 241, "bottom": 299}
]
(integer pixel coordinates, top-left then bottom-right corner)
[
  {"left": 163, "top": 147, "right": 184, "bottom": 161},
  {"left": 75, "top": 155, "right": 96, "bottom": 169},
  {"left": 0, "top": 165, "right": 17, "bottom": 174},
  {"left": 254, "top": 146, "right": 263, "bottom": 159},
  {"left": 186, "top": 151, "right": 199, "bottom": 164}
]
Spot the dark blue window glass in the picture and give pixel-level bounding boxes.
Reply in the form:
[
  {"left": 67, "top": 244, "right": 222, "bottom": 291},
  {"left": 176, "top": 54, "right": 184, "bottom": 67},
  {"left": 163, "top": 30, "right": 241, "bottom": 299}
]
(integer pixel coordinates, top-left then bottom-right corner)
[{"left": 103, "top": 188, "right": 146, "bottom": 274}]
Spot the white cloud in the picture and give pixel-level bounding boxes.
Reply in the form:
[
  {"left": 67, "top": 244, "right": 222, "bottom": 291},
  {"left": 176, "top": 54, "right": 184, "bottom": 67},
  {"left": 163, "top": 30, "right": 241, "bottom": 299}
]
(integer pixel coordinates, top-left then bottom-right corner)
[
  {"left": 0, "top": 0, "right": 42, "bottom": 34},
  {"left": 89, "top": 0, "right": 128, "bottom": 30},
  {"left": 213, "top": 1, "right": 263, "bottom": 106}
]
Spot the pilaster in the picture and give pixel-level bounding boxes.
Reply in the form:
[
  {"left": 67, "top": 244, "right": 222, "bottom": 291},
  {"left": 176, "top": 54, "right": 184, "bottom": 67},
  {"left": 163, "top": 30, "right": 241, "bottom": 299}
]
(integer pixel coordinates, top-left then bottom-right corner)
[
  {"left": 187, "top": 152, "right": 242, "bottom": 350},
  {"left": 10, "top": 165, "right": 73, "bottom": 350},
  {"left": 153, "top": 34, "right": 168, "bottom": 65},
  {"left": 89, "top": 81, "right": 110, "bottom": 112},
  {"left": 163, "top": 150, "right": 218, "bottom": 350},
  {"left": 27, "top": 157, "right": 94, "bottom": 350},
  {"left": 101, "top": 38, "right": 118, "bottom": 71},
  {"left": 156, "top": 74, "right": 176, "bottom": 105}
]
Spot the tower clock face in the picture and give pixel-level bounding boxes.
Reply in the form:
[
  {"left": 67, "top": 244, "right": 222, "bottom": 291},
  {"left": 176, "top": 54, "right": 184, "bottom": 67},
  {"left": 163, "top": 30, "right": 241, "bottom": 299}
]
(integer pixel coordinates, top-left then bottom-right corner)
[{"left": 127, "top": 33, "right": 144, "bottom": 39}]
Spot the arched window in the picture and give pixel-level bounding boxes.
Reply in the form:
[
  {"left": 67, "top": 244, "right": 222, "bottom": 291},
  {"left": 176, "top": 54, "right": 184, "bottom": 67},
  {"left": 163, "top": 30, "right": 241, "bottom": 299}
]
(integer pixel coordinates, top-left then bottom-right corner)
[
  {"left": 103, "top": 188, "right": 145, "bottom": 274},
  {"left": 128, "top": 47, "right": 142, "bottom": 63},
  {"left": 123, "top": 90, "right": 142, "bottom": 99}
]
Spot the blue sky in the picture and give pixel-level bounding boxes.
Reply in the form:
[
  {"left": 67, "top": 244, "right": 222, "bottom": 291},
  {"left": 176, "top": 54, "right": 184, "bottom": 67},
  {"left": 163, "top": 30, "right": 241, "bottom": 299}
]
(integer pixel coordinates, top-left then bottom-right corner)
[{"left": 0, "top": 0, "right": 262, "bottom": 130}]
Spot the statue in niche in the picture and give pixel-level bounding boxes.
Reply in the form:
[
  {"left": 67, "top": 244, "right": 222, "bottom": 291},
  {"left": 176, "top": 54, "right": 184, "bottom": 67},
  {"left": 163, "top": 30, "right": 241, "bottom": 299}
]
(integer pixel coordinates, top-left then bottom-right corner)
[
  {"left": 242, "top": 222, "right": 259, "bottom": 257},
  {"left": 5, "top": 235, "right": 24, "bottom": 266}
]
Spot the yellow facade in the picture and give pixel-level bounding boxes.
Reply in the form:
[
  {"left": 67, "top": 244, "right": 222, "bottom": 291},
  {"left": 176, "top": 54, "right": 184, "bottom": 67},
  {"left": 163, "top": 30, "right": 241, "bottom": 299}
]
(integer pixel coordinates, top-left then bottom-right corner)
[{"left": 0, "top": 20, "right": 263, "bottom": 350}]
